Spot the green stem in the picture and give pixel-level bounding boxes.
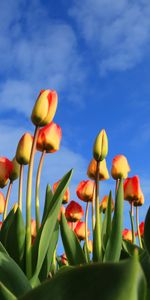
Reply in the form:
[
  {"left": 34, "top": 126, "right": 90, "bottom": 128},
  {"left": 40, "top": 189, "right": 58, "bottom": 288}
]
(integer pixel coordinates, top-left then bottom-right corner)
[
  {"left": 3, "top": 181, "right": 13, "bottom": 221},
  {"left": 92, "top": 183, "right": 95, "bottom": 232},
  {"left": 130, "top": 202, "right": 135, "bottom": 244},
  {"left": 18, "top": 164, "right": 24, "bottom": 211},
  {"left": 94, "top": 160, "right": 102, "bottom": 261},
  {"left": 136, "top": 206, "right": 143, "bottom": 248},
  {"left": 26, "top": 126, "right": 39, "bottom": 278},
  {"left": 35, "top": 150, "right": 46, "bottom": 232},
  {"left": 115, "top": 179, "right": 119, "bottom": 198},
  {"left": 85, "top": 201, "right": 90, "bottom": 262}
]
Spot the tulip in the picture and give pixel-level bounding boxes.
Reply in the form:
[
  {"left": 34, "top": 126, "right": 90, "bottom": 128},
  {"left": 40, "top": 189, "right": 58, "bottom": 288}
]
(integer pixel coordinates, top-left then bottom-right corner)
[
  {"left": 0, "top": 157, "right": 13, "bottom": 188},
  {"left": 65, "top": 200, "right": 84, "bottom": 222},
  {"left": 134, "top": 192, "right": 144, "bottom": 207},
  {"left": 87, "top": 240, "right": 93, "bottom": 253},
  {"left": 37, "top": 122, "right": 62, "bottom": 153},
  {"left": 76, "top": 180, "right": 95, "bottom": 202},
  {"left": 124, "top": 175, "right": 142, "bottom": 203},
  {"left": 67, "top": 221, "right": 78, "bottom": 230},
  {"left": 122, "top": 229, "right": 133, "bottom": 242},
  {"left": 16, "top": 133, "right": 33, "bottom": 165},
  {"left": 61, "top": 253, "right": 68, "bottom": 265},
  {"left": 31, "top": 90, "right": 58, "bottom": 127},
  {"left": 93, "top": 129, "right": 108, "bottom": 161},
  {"left": 53, "top": 180, "right": 70, "bottom": 204},
  {"left": 0, "top": 221, "right": 2, "bottom": 230},
  {"left": 99, "top": 195, "right": 114, "bottom": 213},
  {"left": 9, "top": 157, "right": 20, "bottom": 182},
  {"left": 74, "top": 221, "right": 90, "bottom": 241},
  {"left": 58, "top": 206, "right": 66, "bottom": 222},
  {"left": 87, "top": 158, "right": 109, "bottom": 180},
  {"left": 138, "top": 221, "right": 144, "bottom": 237},
  {"left": 31, "top": 219, "right": 37, "bottom": 238},
  {"left": 0, "top": 192, "right": 5, "bottom": 214},
  {"left": 111, "top": 155, "right": 130, "bottom": 180}
]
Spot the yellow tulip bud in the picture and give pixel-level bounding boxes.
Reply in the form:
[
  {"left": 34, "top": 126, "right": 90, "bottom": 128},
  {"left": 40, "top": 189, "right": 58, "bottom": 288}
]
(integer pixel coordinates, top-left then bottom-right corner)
[
  {"left": 9, "top": 157, "right": 20, "bottom": 181},
  {"left": 93, "top": 129, "right": 108, "bottom": 161},
  {"left": 31, "top": 90, "right": 58, "bottom": 127},
  {"left": 87, "top": 158, "right": 109, "bottom": 181},
  {"left": 16, "top": 133, "right": 33, "bottom": 165}
]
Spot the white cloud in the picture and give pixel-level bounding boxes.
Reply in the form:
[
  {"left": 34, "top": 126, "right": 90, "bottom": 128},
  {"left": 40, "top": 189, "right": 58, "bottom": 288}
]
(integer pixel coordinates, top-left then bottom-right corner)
[{"left": 70, "top": 0, "right": 150, "bottom": 74}]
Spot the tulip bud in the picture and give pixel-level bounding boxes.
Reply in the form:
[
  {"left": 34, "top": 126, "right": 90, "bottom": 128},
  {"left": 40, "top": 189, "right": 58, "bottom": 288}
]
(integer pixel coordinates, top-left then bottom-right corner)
[
  {"left": 74, "top": 221, "right": 90, "bottom": 240},
  {"left": 65, "top": 200, "right": 84, "bottom": 222},
  {"left": 76, "top": 180, "right": 95, "bottom": 202},
  {"left": 111, "top": 155, "right": 130, "bottom": 180},
  {"left": 138, "top": 222, "right": 144, "bottom": 237},
  {"left": 16, "top": 133, "right": 33, "bottom": 165},
  {"left": 0, "top": 192, "right": 5, "bottom": 214},
  {"left": 99, "top": 194, "right": 114, "bottom": 213},
  {"left": 31, "top": 219, "right": 37, "bottom": 238},
  {"left": 124, "top": 175, "right": 142, "bottom": 203},
  {"left": 87, "top": 158, "right": 109, "bottom": 180},
  {"left": 0, "top": 157, "right": 13, "bottom": 188},
  {"left": 31, "top": 90, "right": 58, "bottom": 127},
  {"left": 37, "top": 122, "right": 62, "bottom": 153},
  {"left": 53, "top": 180, "right": 69, "bottom": 204},
  {"left": 122, "top": 229, "right": 133, "bottom": 242},
  {"left": 93, "top": 129, "right": 108, "bottom": 161},
  {"left": 9, "top": 157, "right": 20, "bottom": 182},
  {"left": 134, "top": 191, "right": 144, "bottom": 207}
]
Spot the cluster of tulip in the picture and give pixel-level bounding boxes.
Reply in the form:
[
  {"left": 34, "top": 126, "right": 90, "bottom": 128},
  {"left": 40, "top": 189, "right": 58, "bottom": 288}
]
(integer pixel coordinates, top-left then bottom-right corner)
[{"left": 0, "top": 89, "right": 150, "bottom": 300}]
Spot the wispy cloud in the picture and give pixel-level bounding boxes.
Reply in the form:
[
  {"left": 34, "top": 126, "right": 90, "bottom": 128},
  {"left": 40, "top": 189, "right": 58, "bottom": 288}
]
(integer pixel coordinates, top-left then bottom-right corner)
[{"left": 70, "top": 0, "right": 150, "bottom": 75}]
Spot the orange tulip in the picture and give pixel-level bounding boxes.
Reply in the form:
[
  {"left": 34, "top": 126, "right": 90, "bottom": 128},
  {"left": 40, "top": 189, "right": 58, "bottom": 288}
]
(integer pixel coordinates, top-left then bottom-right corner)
[
  {"left": 0, "top": 192, "right": 5, "bottom": 214},
  {"left": 76, "top": 180, "right": 95, "bottom": 202},
  {"left": 0, "top": 157, "right": 13, "bottom": 188},
  {"left": 31, "top": 90, "right": 58, "bottom": 126},
  {"left": 53, "top": 180, "right": 69, "bottom": 204},
  {"left": 31, "top": 219, "right": 37, "bottom": 238},
  {"left": 65, "top": 200, "right": 84, "bottom": 222},
  {"left": 93, "top": 129, "right": 108, "bottom": 161},
  {"left": 74, "top": 221, "right": 90, "bottom": 240},
  {"left": 122, "top": 229, "right": 132, "bottom": 242},
  {"left": 111, "top": 155, "right": 130, "bottom": 180},
  {"left": 99, "top": 195, "right": 114, "bottom": 213},
  {"left": 16, "top": 133, "right": 33, "bottom": 165},
  {"left": 124, "top": 175, "right": 143, "bottom": 203},
  {"left": 37, "top": 122, "right": 62, "bottom": 153},
  {"left": 138, "top": 221, "right": 144, "bottom": 237},
  {"left": 87, "top": 158, "right": 109, "bottom": 180}
]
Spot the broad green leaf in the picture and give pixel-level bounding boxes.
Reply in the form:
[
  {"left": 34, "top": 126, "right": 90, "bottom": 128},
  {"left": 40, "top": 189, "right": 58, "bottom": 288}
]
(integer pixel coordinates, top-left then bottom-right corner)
[
  {"left": 5, "top": 208, "right": 25, "bottom": 268},
  {"left": 144, "top": 207, "right": 150, "bottom": 256},
  {"left": 0, "top": 250, "right": 31, "bottom": 297},
  {"left": 140, "top": 250, "right": 150, "bottom": 300},
  {"left": 20, "top": 254, "right": 146, "bottom": 300},
  {"left": 41, "top": 185, "right": 53, "bottom": 224},
  {"left": 104, "top": 179, "right": 124, "bottom": 262},
  {"left": 0, "top": 242, "right": 9, "bottom": 257},
  {"left": 60, "top": 213, "right": 86, "bottom": 265},
  {"left": 101, "top": 191, "right": 112, "bottom": 251},
  {"left": 0, "top": 282, "right": 17, "bottom": 300},
  {"left": 31, "top": 169, "right": 73, "bottom": 282},
  {"left": 0, "top": 209, "right": 14, "bottom": 247},
  {"left": 39, "top": 221, "right": 59, "bottom": 281}
]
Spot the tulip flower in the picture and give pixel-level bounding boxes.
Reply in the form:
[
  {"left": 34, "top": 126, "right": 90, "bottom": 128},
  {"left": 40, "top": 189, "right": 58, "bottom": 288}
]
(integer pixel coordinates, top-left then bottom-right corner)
[
  {"left": 99, "top": 195, "right": 114, "bottom": 213},
  {"left": 134, "top": 191, "right": 144, "bottom": 207},
  {"left": 65, "top": 200, "right": 84, "bottom": 222},
  {"left": 74, "top": 221, "right": 90, "bottom": 241},
  {"left": 0, "top": 221, "right": 2, "bottom": 230},
  {"left": 76, "top": 180, "right": 95, "bottom": 202},
  {"left": 16, "top": 133, "right": 33, "bottom": 165},
  {"left": 53, "top": 180, "right": 70, "bottom": 204},
  {"left": 37, "top": 122, "right": 62, "bottom": 153},
  {"left": 9, "top": 157, "right": 20, "bottom": 182},
  {"left": 31, "top": 90, "right": 58, "bottom": 127},
  {"left": 31, "top": 219, "right": 37, "bottom": 238},
  {"left": 61, "top": 253, "right": 68, "bottom": 265},
  {"left": 124, "top": 175, "right": 142, "bottom": 203},
  {"left": 122, "top": 229, "right": 133, "bottom": 242},
  {"left": 111, "top": 155, "right": 130, "bottom": 180},
  {"left": 93, "top": 129, "right": 108, "bottom": 161},
  {"left": 0, "top": 157, "right": 13, "bottom": 188},
  {"left": 138, "top": 221, "right": 144, "bottom": 237},
  {"left": 0, "top": 192, "right": 5, "bottom": 214},
  {"left": 87, "top": 158, "right": 109, "bottom": 180}
]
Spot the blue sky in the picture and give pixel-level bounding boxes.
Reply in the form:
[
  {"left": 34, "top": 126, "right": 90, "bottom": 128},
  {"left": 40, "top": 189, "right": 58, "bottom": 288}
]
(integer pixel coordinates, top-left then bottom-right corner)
[{"left": 0, "top": 0, "right": 150, "bottom": 235}]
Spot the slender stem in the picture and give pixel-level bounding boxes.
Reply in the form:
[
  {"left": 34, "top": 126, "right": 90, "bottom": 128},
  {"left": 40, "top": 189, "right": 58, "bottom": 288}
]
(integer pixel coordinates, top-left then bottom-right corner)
[
  {"left": 85, "top": 201, "right": 90, "bottom": 262},
  {"left": 35, "top": 150, "right": 46, "bottom": 232},
  {"left": 92, "top": 184, "right": 95, "bottom": 232},
  {"left": 94, "top": 160, "right": 102, "bottom": 261},
  {"left": 3, "top": 181, "right": 13, "bottom": 221},
  {"left": 18, "top": 164, "right": 24, "bottom": 211},
  {"left": 26, "top": 126, "right": 39, "bottom": 278},
  {"left": 136, "top": 207, "right": 143, "bottom": 248},
  {"left": 115, "top": 179, "right": 119, "bottom": 198},
  {"left": 130, "top": 202, "right": 135, "bottom": 244}
]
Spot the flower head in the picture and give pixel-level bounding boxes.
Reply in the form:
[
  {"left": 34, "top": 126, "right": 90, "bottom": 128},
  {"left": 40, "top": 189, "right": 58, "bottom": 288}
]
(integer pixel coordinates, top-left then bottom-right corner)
[
  {"left": 87, "top": 158, "right": 109, "bottom": 180},
  {"left": 93, "top": 129, "right": 108, "bottom": 161},
  {"left": 9, "top": 157, "right": 20, "bottom": 182},
  {"left": 99, "top": 194, "right": 114, "bottom": 213},
  {"left": 76, "top": 180, "right": 95, "bottom": 202},
  {"left": 65, "top": 200, "right": 84, "bottom": 222},
  {"left": 74, "top": 221, "right": 90, "bottom": 240},
  {"left": 53, "top": 180, "right": 69, "bottom": 204},
  {"left": 16, "top": 133, "right": 33, "bottom": 165},
  {"left": 124, "top": 175, "right": 143, "bottom": 203},
  {"left": 37, "top": 122, "right": 62, "bottom": 153},
  {"left": 122, "top": 229, "right": 133, "bottom": 242},
  {"left": 0, "top": 192, "right": 5, "bottom": 214},
  {"left": 111, "top": 155, "right": 130, "bottom": 180},
  {"left": 0, "top": 157, "right": 13, "bottom": 188}
]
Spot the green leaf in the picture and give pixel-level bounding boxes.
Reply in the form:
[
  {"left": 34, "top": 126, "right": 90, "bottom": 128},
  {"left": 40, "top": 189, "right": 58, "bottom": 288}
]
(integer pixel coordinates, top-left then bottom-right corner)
[
  {"left": 20, "top": 254, "right": 146, "bottom": 300},
  {"left": 0, "top": 249, "right": 31, "bottom": 297},
  {"left": 60, "top": 213, "right": 86, "bottom": 265},
  {"left": 101, "top": 191, "right": 112, "bottom": 251},
  {"left": 140, "top": 250, "right": 150, "bottom": 300},
  {"left": 39, "top": 221, "right": 59, "bottom": 281},
  {"left": 31, "top": 169, "right": 73, "bottom": 282},
  {"left": 0, "top": 209, "right": 15, "bottom": 247},
  {"left": 144, "top": 206, "right": 150, "bottom": 256},
  {"left": 5, "top": 208, "right": 25, "bottom": 268},
  {"left": 0, "top": 282, "right": 17, "bottom": 300},
  {"left": 104, "top": 178, "right": 124, "bottom": 262},
  {"left": 41, "top": 185, "right": 53, "bottom": 224}
]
